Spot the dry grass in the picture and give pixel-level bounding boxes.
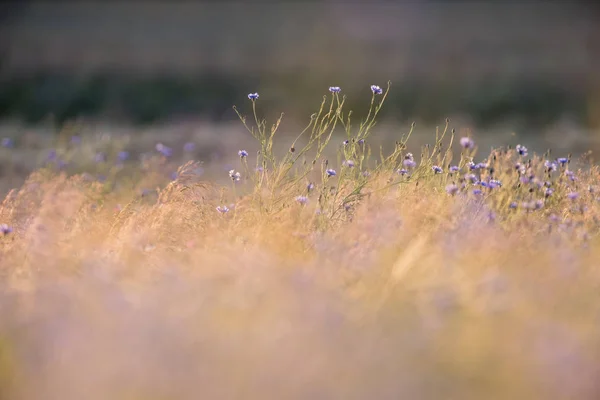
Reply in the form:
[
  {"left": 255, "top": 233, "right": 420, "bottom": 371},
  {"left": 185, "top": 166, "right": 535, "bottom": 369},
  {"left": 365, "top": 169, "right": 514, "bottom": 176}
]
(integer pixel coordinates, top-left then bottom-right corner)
[{"left": 1, "top": 87, "right": 600, "bottom": 399}]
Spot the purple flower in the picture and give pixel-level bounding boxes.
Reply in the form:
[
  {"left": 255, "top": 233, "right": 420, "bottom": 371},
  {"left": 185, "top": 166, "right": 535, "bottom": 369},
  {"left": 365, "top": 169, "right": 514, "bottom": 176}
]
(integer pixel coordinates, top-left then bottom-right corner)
[
  {"left": 170, "top": 172, "right": 178, "bottom": 181},
  {"left": 557, "top": 157, "right": 568, "bottom": 166},
  {"left": 307, "top": 182, "right": 315, "bottom": 192},
  {"left": 295, "top": 196, "right": 308, "bottom": 205},
  {"left": 509, "top": 202, "right": 518, "bottom": 209},
  {"left": 520, "top": 176, "right": 531, "bottom": 184},
  {"left": 1, "top": 138, "right": 14, "bottom": 148},
  {"left": 403, "top": 159, "right": 417, "bottom": 168},
  {"left": 544, "top": 188, "right": 554, "bottom": 197},
  {"left": 248, "top": 93, "right": 259, "bottom": 100},
  {"left": 183, "top": 142, "right": 196, "bottom": 152},
  {"left": 216, "top": 205, "right": 230, "bottom": 214},
  {"left": 567, "top": 191, "right": 579, "bottom": 200},
  {"left": 565, "top": 170, "right": 576, "bottom": 181},
  {"left": 460, "top": 137, "right": 474, "bottom": 149},
  {"left": 449, "top": 165, "right": 460, "bottom": 173},
  {"left": 516, "top": 144, "right": 528, "bottom": 156},
  {"left": 329, "top": 86, "right": 341, "bottom": 94},
  {"left": 117, "top": 151, "right": 129, "bottom": 162},
  {"left": 544, "top": 160, "right": 557, "bottom": 171},
  {"left": 534, "top": 200, "right": 544, "bottom": 209},
  {"left": 326, "top": 169, "right": 337, "bottom": 177},
  {"left": 156, "top": 143, "right": 173, "bottom": 157},
  {"left": 397, "top": 168, "right": 409, "bottom": 176},
  {"left": 342, "top": 139, "right": 350, "bottom": 146},
  {"left": 488, "top": 179, "right": 502, "bottom": 188},
  {"left": 370, "top": 85, "right": 383, "bottom": 95},
  {"left": 238, "top": 149, "right": 249, "bottom": 158},
  {"left": 432, "top": 165, "right": 443, "bottom": 174},
  {"left": 473, "top": 189, "right": 483, "bottom": 195},
  {"left": 465, "top": 173, "right": 478, "bottom": 183},
  {"left": 357, "top": 139, "right": 365, "bottom": 145},
  {"left": 445, "top": 184, "right": 459, "bottom": 195},
  {"left": 0, "top": 224, "right": 13, "bottom": 235},
  {"left": 475, "top": 162, "right": 488, "bottom": 170},
  {"left": 343, "top": 160, "right": 355, "bottom": 168}
]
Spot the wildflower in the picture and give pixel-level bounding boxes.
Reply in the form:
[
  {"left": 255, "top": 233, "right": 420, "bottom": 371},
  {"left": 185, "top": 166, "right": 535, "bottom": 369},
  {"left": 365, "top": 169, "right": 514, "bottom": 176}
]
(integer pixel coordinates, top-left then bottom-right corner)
[
  {"left": 449, "top": 165, "right": 460, "bottom": 173},
  {"left": 473, "top": 189, "right": 483, "bottom": 195},
  {"left": 488, "top": 179, "right": 502, "bottom": 188},
  {"left": 397, "top": 168, "right": 409, "bottom": 176},
  {"left": 514, "top": 162, "right": 526, "bottom": 174},
  {"left": 238, "top": 149, "right": 249, "bottom": 158},
  {"left": 534, "top": 200, "right": 544, "bottom": 210},
  {"left": 156, "top": 143, "right": 173, "bottom": 157},
  {"left": 362, "top": 171, "right": 370, "bottom": 177},
  {"left": 432, "top": 165, "right": 443, "bottom": 174},
  {"left": 307, "top": 182, "right": 315, "bottom": 192},
  {"left": 295, "top": 196, "right": 308, "bottom": 205},
  {"left": 475, "top": 162, "right": 488, "bottom": 170},
  {"left": 326, "top": 169, "right": 337, "bottom": 177},
  {"left": 460, "top": 137, "right": 474, "bottom": 149},
  {"left": 509, "top": 202, "right": 518, "bottom": 209},
  {"left": 183, "top": 142, "right": 196, "bottom": 152},
  {"left": 544, "top": 160, "right": 557, "bottom": 171},
  {"left": 520, "top": 176, "right": 531, "bottom": 184},
  {"left": 216, "top": 205, "right": 230, "bottom": 214},
  {"left": 247, "top": 93, "right": 259, "bottom": 100},
  {"left": 370, "top": 85, "right": 383, "bottom": 95},
  {"left": 1, "top": 138, "right": 14, "bottom": 148},
  {"left": 117, "top": 151, "right": 129, "bottom": 162},
  {"left": 465, "top": 173, "right": 478, "bottom": 183},
  {"left": 343, "top": 160, "right": 355, "bottom": 168},
  {"left": 557, "top": 157, "right": 568, "bottom": 166},
  {"left": 0, "top": 224, "right": 12, "bottom": 235},
  {"left": 329, "top": 86, "right": 341, "bottom": 94},
  {"left": 567, "top": 191, "right": 579, "bottom": 200},
  {"left": 403, "top": 159, "right": 417, "bottom": 168},
  {"left": 544, "top": 188, "right": 554, "bottom": 197},
  {"left": 229, "top": 169, "right": 241, "bottom": 181},
  {"left": 404, "top": 152, "right": 414, "bottom": 161},
  {"left": 565, "top": 170, "right": 576, "bottom": 181},
  {"left": 516, "top": 144, "right": 528, "bottom": 156},
  {"left": 170, "top": 172, "right": 178, "bottom": 181},
  {"left": 445, "top": 184, "right": 459, "bottom": 195},
  {"left": 342, "top": 139, "right": 350, "bottom": 146},
  {"left": 357, "top": 139, "right": 365, "bottom": 145}
]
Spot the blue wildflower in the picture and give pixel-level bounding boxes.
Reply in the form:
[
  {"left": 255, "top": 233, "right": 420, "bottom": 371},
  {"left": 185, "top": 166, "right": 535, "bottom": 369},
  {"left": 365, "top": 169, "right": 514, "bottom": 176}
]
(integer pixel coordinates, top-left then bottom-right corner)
[
  {"left": 357, "top": 139, "right": 365, "bottom": 145},
  {"left": 117, "top": 151, "right": 129, "bottom": 162},
  {"left": 183, "top": 142, "right": 196, "bottom": 152},
  {"left": 329, "top": 86, "right": 341, "bottom": 94},
  {"left": 516, "top": 144, "right": 528, "bottom": 156},
  {"left": 473, "top": 189, "right": 483, "bottom": 195},
  {"left": 0, "top": 224, "right": 13, "bottom": 235},
  {"left": 544, "top": 188, "right": 554, "bottom": 197},
  {"left": 449, "top": 165, "right": 460, "bottom": 173},
  {"left": 1, "top": 138, "right": 14, "bottom": 148},
  {"left": 557, "top": 157, "right": 568, "bottom": 165},
  {"left": 295, "top": 196, "right": 308, "bottom": 205},
  {"left": 488, "top": 179, "right": 502, "bottom": 188},
  {"left": 156, "top": 143, "right": 173, "bottom": 157},
  {"left": 370, "top": 85, "right": 383, "bottom": 95},
  {"left": 216, "top": 205, "right": 230, "bottom": 214},
  {"left": 248, "top": 93, "right": 259, "bottom": 100},
  {"left": 567, "top": 191, "right": 579, "bottom": 200},
  {"left": 238, "top": 149, "right": 249, "bottom": 158},
  {"left": 565, "top": 170, "right": 576, "bottom": 181},
  {"left": 465, "top": 173, "right": 478, "bottom": 183},
  {"left": 403, "top": 159, "right": 417, "bottom": 168},
  {"left": 343, "top": 160, "right": 355, "bottom": 168},
  {"left": 397, "top": 168, "right": 409, "bottom": 176},
  {"left": 326, "top": 169, "right": 337, "bottom": 177},
  {"left": 432, "top": 165, "right": 443, "bottom": 174},
  {"left": 544, "top": 160, "right": 557, "bottom": 171},
  {"left": 509, "top": 202, "right": 518, "bottom": 209},
  {"left": 475, "top": 162, "right": 488, "bottom": 170},
  {"left": 445, "top": 184, "right": 459, "bottom": 195},
  {"left": 307, "top": 182, "right": 315, "bottom": 192},
  {"left": 460, "top": 137, "right": 474, "bottom": 149}
]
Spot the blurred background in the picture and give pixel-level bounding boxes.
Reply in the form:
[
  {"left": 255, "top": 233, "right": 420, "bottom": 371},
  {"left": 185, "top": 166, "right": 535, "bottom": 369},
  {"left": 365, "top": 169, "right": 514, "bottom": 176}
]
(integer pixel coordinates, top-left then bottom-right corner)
[{"left": 0, "top": 1, "right": 599, "bottom": 190}]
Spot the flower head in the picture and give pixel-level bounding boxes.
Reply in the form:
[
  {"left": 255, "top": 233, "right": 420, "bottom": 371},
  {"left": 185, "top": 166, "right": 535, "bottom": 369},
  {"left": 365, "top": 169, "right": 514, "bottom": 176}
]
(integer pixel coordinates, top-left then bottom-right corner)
[
  {"left": 567, "top": 191, "right": 579, "bottom": 200},
  {"left": 370, "top": 85, "right": 383, "bottom": 95},
  {"left": 343, "top": 160, "right": 355, "bottom": 168},
  {"left": 229, "top": 169, "right": 241, "bottom": 181},
  {"left": 557, "top": 157, "right": 569, "bottom": 166},
  {"left": 238, "top": 149, "right": 249, "bottom": 158},
  {"left": 307, "top": 182, "right": 315, "bottom": 192},
  {"left": 509, "top": 202, "right": 518, "bottom": 209},
  {"left": 248, "top": 93, "right": 259, "bottom": 100},
  {"left": 397, "top": 168, "right": 409, "bottom": 176},
  {"left": 329, "top": 86, "right": 341, "bottom": 94},
  {"left": 403, "top": 159, "right": 417, "bottom": 168},
  {"left": 460, "top": 137, "right": 474, "bottom": 149},
  {"left": 488, "top": 179, "right": 502, "bottom": 189},
  {"left": 0, "top": 224, "right": 13, "bottom": 235},
  {"left": 156, "top": 143, "right": 173, "bottom": 157},
  {"left": 544, "top": 160, "right": 557, "bottom": 172},
  {"left": 326, "top": 168, "right": 337, "bottom": 177},
  {"left": 516, "top": 144, "right": 528, "bottom": 156},
  {"left": 473, "top": 189, "right": 483, "bottom": 195},
  {"left": 117, "top": 151, "right": 129, "bottom": 162},
  {"left": 449, "top": 165, "right": 460, "bottom": 173},
  {"left": 183, "top": 142, "right": 196, "bottom": 152},
  {"left": 216, "top": 205, "right": 230, "bottom": 214},
  {"left": 295, "top": 196, "right": 308, "bottom": 205},
  {"left": 445, "top": 184, "right": 459, "bottom": 195},
  {"left": 432, "top": 165, "right": 443, "bottom": 174}
]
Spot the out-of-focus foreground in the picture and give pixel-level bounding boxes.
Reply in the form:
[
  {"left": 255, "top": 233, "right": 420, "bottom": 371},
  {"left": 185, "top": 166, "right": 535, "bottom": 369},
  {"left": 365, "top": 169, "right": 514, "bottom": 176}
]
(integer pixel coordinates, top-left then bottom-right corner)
[{"left": 1, "top": 88, "right": 600, "bottom": 399}]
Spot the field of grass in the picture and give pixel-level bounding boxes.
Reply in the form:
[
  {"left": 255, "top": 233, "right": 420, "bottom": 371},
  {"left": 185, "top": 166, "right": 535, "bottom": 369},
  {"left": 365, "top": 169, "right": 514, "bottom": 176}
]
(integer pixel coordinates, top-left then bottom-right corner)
[{"left": 1, "top": 84, "right": 600, "bottom": 399}]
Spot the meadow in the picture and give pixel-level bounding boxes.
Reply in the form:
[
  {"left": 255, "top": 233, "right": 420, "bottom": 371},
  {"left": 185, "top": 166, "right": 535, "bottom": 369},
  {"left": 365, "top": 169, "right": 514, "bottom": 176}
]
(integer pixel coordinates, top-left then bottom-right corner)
[{"left": 1, "top": 84, "right": 600, "bottom": 399}]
